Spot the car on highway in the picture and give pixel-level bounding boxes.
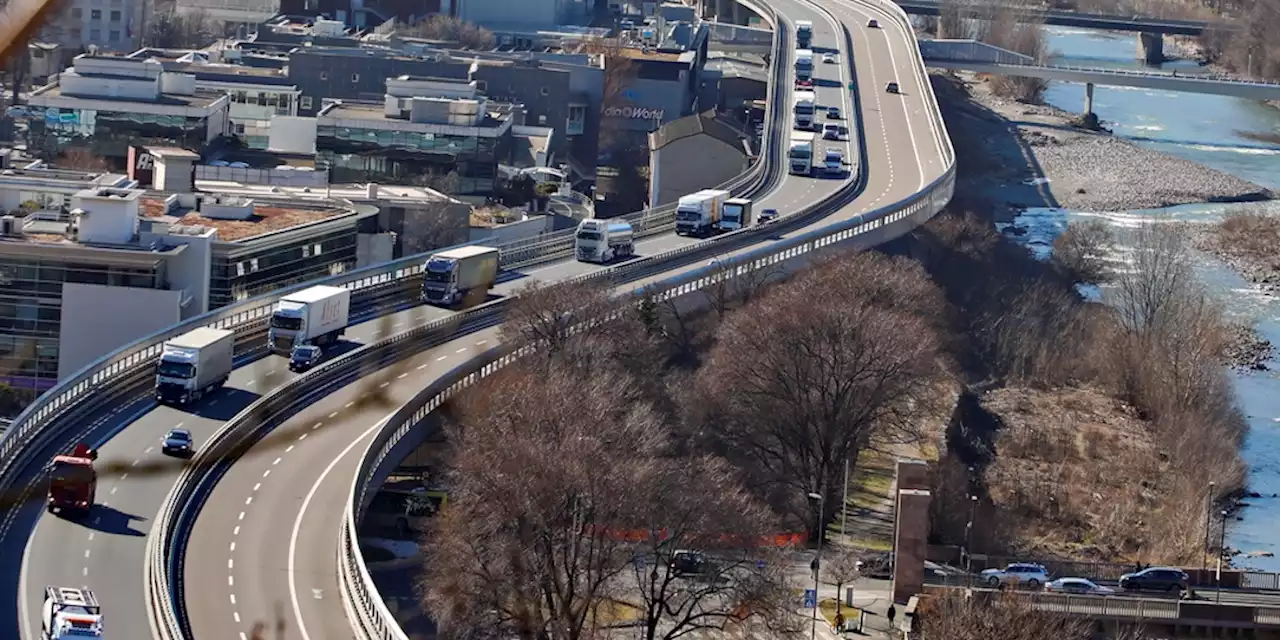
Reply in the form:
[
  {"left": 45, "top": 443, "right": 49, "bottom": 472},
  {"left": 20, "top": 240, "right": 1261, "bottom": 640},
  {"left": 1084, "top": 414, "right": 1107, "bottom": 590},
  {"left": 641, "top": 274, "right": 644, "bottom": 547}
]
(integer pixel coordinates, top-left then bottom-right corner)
[
  {"left": 867, "top": 18, "right": 879, "bottom": 28},
  {"left": 823, "top": 123, "right": 841, "bottom": 140},
  {"left": 162, "top": 428, "right": 194, "bottom": 457},
  {"left": 823, "top": 52, "right": 837, "bottom": 64},
  {"left": 796, "top": 77, "right": 814, "bottom": 89},
  {"left": 980, "top": 563, "right": 1050, "bottom": 588},
  {"left": 886, "top": 81, "right": 900, "bottom": 94},
  {"left": 1119, "top": 567, "right": 1189, "bottom": 594},
  {"left": 289, "top": 344, "right": 323, "bottom": 372},
  {"left": 828, "top": 106, "right": 842, "bottom": 119},
  {"left": 759, "top": 208, "right": 780, "bottom": 224},
  {"left": 1044, "top": 577, "right": 1115, "bottom": 595}
]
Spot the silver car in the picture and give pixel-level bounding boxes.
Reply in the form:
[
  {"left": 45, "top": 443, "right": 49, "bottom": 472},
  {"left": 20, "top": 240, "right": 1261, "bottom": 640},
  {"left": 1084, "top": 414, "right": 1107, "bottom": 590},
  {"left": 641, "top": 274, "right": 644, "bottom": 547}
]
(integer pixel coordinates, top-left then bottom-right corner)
[
  {"left": 1044, "top": 577, "right": 1115, "bottom": 595},
  {"left": 980, "top": 563, "right": 1049, "bottom": 588}
]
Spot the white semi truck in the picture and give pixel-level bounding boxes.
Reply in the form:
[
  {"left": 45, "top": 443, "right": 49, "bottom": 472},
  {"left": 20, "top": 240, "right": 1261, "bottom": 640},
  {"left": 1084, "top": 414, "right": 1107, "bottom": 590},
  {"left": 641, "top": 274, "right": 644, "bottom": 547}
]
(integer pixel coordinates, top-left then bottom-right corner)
[
  {"left": 421, "top": 245, "right": 500, "bottom": 307},
  {"left": 676, "top": 189, "right": 730, "bottom": 237},
  {"left": 575, "top": 219, "right": 635, "bottom": 263},
  {"left": 155, "top": 327, "right": 234, "bottom": 405},
  {"left": 43, "top": 586, "right": 103, "bottom": 640},
  {"left": 796, "top": 19, "right": 813, "bottom": 48},
  {"left": 719, "top": 198, "right": 754, "bottom": 231},
  {"left": 793, "top": 90, "right": 817, "bottom": 130},
  {"left": 789, "top": 131, "right": 815, "bottom": 175},
  {"left": 268, "top": 285, "right": 351, "bottom": 354},
  {"left": 794, "top": 49, "right": 814, "bottom": 85}
]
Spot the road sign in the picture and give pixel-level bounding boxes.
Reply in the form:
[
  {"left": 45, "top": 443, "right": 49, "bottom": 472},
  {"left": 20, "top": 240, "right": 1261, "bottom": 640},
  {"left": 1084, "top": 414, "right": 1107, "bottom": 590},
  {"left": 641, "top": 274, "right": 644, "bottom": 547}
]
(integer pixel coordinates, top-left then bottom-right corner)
[
  {"left": 803, "top": 589, "right": 817, "bottom": 608},
  {"left": 757, "top": 559, "right": 766, "bottom": 570}
]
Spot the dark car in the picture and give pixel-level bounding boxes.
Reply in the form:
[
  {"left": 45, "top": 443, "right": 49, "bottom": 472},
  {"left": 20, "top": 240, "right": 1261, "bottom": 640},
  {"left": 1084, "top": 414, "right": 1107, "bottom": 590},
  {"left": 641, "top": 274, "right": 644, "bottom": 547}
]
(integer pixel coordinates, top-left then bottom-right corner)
[
  {"left": 828, "top": 106, "right": 842, "bottom": 120},
  {"left": 759, "top": 208, "right": 780, "bottom": 224},
  {"left": 1119, "top": 567, "right": 1189, "bottom": 594},
  {"left": 867, "top": 19, "right": 880, "bottom": 28},
  {"left": 669, "top": 550, "right": 709, "bottom": 577},
  {"left": 289, "top": 345, "right": 322, "bottom": 372},
  {"left": 886, "top": 82, "right": 900, "bottom": 94},
  {"left": 162, "top": 428, "right": 194, "bottom": 457}
]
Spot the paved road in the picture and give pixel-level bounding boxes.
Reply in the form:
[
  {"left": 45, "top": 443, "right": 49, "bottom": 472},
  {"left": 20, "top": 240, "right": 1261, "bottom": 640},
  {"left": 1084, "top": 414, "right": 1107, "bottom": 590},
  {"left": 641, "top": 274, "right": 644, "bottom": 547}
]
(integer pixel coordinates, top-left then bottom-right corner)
[{"left": 176, "top": 0, "right": 950, "bottom": 638}]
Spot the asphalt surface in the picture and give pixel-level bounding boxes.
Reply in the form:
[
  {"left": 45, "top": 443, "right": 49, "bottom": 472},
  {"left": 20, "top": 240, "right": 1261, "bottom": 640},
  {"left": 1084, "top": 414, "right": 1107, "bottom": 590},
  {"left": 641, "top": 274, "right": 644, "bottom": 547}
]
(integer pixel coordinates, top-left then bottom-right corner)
[{"left": 8, "top": 0, "right": 943, "bottom": 639}]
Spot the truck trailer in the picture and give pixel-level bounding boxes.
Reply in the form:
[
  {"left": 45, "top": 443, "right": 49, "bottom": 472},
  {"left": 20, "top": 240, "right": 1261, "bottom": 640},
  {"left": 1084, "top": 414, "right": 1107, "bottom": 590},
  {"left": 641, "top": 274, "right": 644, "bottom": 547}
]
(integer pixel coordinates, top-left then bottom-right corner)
[
  {"left": 575, "top": 219, "right": 635, "bottom": 263},
  {"left": 719, "top": 198, "right": 754, "bottom": 232},
  {"left": 47, "top": 443, "right": 96, "bottom": 518},
  {"left": 156, "top": 327, "right": 234, "bottom": 405},
  {"left": 789, "top": 132, "right": 815, "bottom": 175},
  {"left": 422, "top": 245, "right": 500, "bottom": 307},
  {"left": 268, "top": 285, "right": 351, "bottom": 354},
  {"left": 794, "top": 49, "right": 814, "bottom": 86},
  {"left": 793, "top": 90, "right": 817, "bottom": 130},
  {"left": 676, "top": 189, "right": 730, "bottom": 237},
  {"left": 42, "top": 586, "right": 103, "bottom": 640}
]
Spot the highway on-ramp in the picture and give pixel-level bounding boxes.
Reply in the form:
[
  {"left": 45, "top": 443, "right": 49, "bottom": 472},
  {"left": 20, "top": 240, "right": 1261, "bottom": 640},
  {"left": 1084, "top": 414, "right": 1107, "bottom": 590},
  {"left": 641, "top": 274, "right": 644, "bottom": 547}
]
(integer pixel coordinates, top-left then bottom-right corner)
[
  {"left": 176, "top": 0, "right": 945, "bottom": 637},
  {"left": 13, "top": 8, "right": 857, "bottom": 640}
]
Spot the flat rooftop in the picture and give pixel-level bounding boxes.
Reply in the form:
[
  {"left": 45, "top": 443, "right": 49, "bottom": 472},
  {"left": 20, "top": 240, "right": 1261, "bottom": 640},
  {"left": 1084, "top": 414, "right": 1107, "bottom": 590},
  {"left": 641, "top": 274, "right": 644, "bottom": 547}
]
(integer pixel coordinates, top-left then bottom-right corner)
[
  {"left": 616, "top": 46, "right": 687, "bottom": 63},
  {"left": 320, "top": 101, "right": 512, "bottom": 129},
  {"left": 140, "top": 197, "right": 351, "bottom": 241},
  {"left": 33, "top": 84, "right": 227, "bottom": 108},
  {"left": 193, "top": 179, "right": 462, "bottom": 204}
]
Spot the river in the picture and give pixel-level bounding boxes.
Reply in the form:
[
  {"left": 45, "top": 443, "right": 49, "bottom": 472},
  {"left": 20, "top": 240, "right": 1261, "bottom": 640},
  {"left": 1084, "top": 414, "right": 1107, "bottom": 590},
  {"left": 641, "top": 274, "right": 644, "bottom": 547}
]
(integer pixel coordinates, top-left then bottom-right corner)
[{"left": 1003, "top": 26, "right": 1280, "bottom": 570}]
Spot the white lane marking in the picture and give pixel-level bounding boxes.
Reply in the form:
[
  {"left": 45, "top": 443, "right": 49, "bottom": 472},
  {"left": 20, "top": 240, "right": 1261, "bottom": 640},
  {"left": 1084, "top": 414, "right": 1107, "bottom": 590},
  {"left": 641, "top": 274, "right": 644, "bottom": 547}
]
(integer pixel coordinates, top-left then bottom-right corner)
[
  {"left": 174, "top": 422, "right": 184, "bottom": 429},
  {"left": 313, "top": 589, "right": 323, "bottom": 600},
  {"left": 286, "top": 445, "right": 295, "bottom": 453},
  {"left": 379, "top": 381, "right": 390, "bottom": 388},
  {"left": 394, "top": 322, "right": 404, "bottom": 328},
  {"left": 274, "top": 457, "right": 282, "bottom": 465},
  {"left": 476, "top": 340, "right": 488, "bottom": 346},
  {"left": 436, "top": 356, "right": 448, "bottom": 361},
  {"left": 235, "top": 612, "right": 242, "bottom": 624},
  {"left": 289, "top": 413, "right": 393, "bottom": 640},
  {"left": 345, "top": 402, "right": 354, "bottom": 408},
  {"left": 84, "top": 549, "right": 90, "bottom": 558},
  {"left": 398, "top": 373, "right": 408, "bottom": 379},
  {"left": 82, "top": 567, "right": 88, "bottom": 577},
  {"left": 234, "top": 525, "right": 241, "bottom": 536},
  {"left": 230, "top": 541, "right": 236, "bottom": 552},
  {"left": 328, "top": 412, "right": 338, "bottom": 419},
  {"left": 263, "top": 469, "right": 271, "bottom": 478},
  {"left": 311, "top": 423, "right": 321, "bottom": 431},
  {"left": 265, "top": 370, "right": 276, "bottom": 377},
  {"left": 87, "top": 533, "right": 94, "bottom": 541},
  {"left": 229, "top": 575, "right": 234, "bottom": 586},
  {"left": 253, "top": 483, "right": 261, "bottom": 492},
  {"left": 245, "top": 497, "right": 253, "bottom": 506},
  {"left": 298, "top": 433, "right": 308, "bottom": 441},
  {"left": 120, "top": 473, "right": 128, "bottom": 480},
  {"left": 245, "top": 380, "right": 256, "bottom": 387},
  {"left": 455, "top": 347, "right": 467, "bottom": 354},
  {"left": 417, "top": 363, "right": 427, "bottom": 370},
  {"left": 230, "top": 594, "right": 236, "bottom": 605},
  {"left": 110, "top": 486, "right": 117, "bottom": 495},
  {"left": 131, "top": 460, "right": 140, "bottom": 467},
  {"left": 239, "top": 511, "right": 245, "bottom": 521}
]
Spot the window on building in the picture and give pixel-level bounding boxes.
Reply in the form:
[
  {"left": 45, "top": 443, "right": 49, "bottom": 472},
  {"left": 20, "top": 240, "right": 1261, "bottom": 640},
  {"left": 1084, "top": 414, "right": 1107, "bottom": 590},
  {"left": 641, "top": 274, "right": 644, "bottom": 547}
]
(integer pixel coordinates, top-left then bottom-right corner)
[
  {"left": 540, "top": 86, "right": 549, "bottom": 96},
  {"left": 300, "top": 96, "right": 312, "bottom": 109},
  {"left": 475, "top": 80, "right": 487, "bottom": 92},
  {"left": 109, "top": 29, "right": 119, "bottom": 41},
  {"left": 31, "top": 48, "right": 44, "bottom": 58},
  {"left": 70, "top": 7, "right": 81, "bottom": 18},
  {"left": 109, "top": 9, "right": 120, "bottom": 20},
  {"left": 539, "top": 114, "right": 547, "bottom": 125},
  {"left": 235, "top": 123, "right": 245, "bottom": 134},
  {"left": 89, "top": 28, "right": 100, "bottom": 40},
  {"left": 319, "top": 71, "right": 328, "bottom": 80},
  {"left": 90, "top": 9, "right": 101, "bottom": 20},
  {"left": 313, "top": 243, "right": 323, "bottom": 256},
  {"left": 351, "top": 73, "right": 359, "bottom": 83},
  {"left": 235, "top": 90, "right": 246, "bottom": 102},
  {"left": 266, "top": 93, "right": 278, "bottom": 106}
]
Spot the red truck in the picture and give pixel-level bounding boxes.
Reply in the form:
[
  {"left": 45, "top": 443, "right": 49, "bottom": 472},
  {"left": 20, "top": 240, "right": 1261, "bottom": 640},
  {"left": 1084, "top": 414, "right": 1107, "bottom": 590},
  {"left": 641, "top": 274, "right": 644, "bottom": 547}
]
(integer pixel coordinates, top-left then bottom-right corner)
[{"left": 47, "top": 443, "right": 97, "bottom": 518}]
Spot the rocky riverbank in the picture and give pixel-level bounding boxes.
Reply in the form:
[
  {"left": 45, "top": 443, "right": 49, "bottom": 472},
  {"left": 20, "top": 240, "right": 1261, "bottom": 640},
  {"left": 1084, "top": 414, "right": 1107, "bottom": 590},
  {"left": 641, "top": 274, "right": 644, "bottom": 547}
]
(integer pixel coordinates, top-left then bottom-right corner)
[
  {"left": 1223, "top": 322, "right": 1275, "bottom": 371},
  {"left": 931, "top": 70, "right": 1275, "bottom": 223}
]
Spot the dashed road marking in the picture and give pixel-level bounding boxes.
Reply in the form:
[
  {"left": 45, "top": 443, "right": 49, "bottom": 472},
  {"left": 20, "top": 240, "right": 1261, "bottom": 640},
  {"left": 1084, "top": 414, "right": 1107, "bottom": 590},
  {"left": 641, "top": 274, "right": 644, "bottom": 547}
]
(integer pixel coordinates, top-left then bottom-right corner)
[
  {"left": 379, "top": 381, "right": 390, "bottom": 388},
  {"left": 298, "top": 433, "right": 308, "bottom": 441},
  {"left": 273, "top": 457, "right": 282, "bottom": 465},
  {"left": 345, "top": 402, "right": 354, "bottom": 408},
  {"left": 436, "top": 356, "right": 448, "bottom": 361},
  {"left": 230, "top": 594, "right": 236, "bottom": 605},
  {"left": 286, "top": 445, "right": 295, "bottom": 453},
  {"left": 328, "top": 412, "right": 338, "bottom": 419},
  {"left": 253, "top": 483, "right": 261, "bottom": 492},
  {"left": 245, "top": 496, "right": 253, "bottom": 505},
  {"left": 456, "top": 347, "right": 467, "bottom": 354},
  {"left": 417, "top": 363, "right": 428, "bottom": 370},
  {"left": 398, "top": 373, "right": 408, "bottom": 379}
]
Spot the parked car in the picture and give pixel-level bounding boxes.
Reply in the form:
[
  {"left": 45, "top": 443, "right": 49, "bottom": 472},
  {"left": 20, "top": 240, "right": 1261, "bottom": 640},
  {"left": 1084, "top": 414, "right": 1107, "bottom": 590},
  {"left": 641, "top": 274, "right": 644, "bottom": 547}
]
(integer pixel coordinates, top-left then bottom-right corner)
[
  {"left": 162, "top": 428, "right": 194, "bottom": 457},
  {"left": 867, "top": 19, "right": 880, "bottom": 28},
  {"left": 1119, "top": 567, "right": 1189, "bottom": 594},
  {"left": 886, "top": 81, "right": 900, "bottom": 94},
  {"left": 980, "top": 563, "right": 1050, "bottom": 588},
  {"left": 1045, "top": 577, "right": 1116, "bottom": 595},
  {"left": 289, "top": 344, "right": 323, "bottom": 372}
]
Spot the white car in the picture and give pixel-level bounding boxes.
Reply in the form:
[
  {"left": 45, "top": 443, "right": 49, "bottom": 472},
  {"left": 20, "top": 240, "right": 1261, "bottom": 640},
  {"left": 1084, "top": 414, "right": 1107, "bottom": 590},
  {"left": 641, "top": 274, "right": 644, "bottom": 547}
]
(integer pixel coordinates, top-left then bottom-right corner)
[
  {"left": 980, "top": 563, "right": 1049, "bottom": 588},
  {"left": 823, "top": 52, "right": 837, "bottom": 64},
  {"left": 1044, "top": 577, "right": 1115, "bottom": 595}
]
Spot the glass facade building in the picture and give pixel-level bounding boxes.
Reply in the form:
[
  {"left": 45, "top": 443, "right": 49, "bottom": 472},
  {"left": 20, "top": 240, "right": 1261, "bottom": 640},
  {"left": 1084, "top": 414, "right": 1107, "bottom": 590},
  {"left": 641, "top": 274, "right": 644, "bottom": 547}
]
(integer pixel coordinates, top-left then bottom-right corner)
[
  {"left": 27, "top": 107, "right": 214, "bottom": 167},
  {"left": 315, "top": 123, "right": 510, "bottom": 196},
  {"left": 0, "top": 252, "right": 165, "bottom": 391},
  {"left": 208, "top": 222, "right": 364, "bottom": 308}
]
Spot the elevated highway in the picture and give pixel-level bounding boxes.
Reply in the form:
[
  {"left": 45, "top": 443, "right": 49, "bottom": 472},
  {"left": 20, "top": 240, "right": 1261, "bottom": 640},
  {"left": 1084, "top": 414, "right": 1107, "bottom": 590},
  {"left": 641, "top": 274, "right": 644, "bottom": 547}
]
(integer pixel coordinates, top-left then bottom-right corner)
[
  {"left": 893, "top": 0, "right": 1228, "bottom": 35},
  {"left": 0, "top": 1, "right": 958, "bottom": 640}
]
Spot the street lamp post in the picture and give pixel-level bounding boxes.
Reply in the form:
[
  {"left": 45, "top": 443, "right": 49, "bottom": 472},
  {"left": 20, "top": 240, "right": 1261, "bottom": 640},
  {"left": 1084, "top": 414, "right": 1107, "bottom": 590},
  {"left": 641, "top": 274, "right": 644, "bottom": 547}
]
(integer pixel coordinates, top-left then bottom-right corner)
[
  {"left": 808, "top": 490, "right": 824, "bottom": 640},
  {"left": 1202, "top": 481, "right": 1216, "bottom": 573},
  {"left": 965, "top": 495, "right": 978, "bottom": 579},
  {"left": 1217, "top": 509, "right": 1228, "bottom": 605}
]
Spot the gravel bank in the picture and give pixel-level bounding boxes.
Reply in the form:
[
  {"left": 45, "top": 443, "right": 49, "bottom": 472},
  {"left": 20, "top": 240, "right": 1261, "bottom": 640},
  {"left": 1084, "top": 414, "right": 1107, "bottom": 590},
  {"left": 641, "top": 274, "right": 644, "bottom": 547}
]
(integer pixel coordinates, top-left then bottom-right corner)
[{"left": 932, "top": 70, "right": 1275, "bottom": 222}]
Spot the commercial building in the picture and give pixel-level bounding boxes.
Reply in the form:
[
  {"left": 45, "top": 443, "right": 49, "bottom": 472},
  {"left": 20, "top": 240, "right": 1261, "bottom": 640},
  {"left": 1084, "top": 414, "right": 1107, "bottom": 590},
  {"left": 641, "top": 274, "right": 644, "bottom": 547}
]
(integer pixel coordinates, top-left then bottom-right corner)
[
  {"left": 35, "top": 0, "right": 145, "bottom": 53},
  {"left": 308, "top": 76, "right": 519, "bottom": 195},
  {"left": 647, "top": 110, "right": 748, "bottom": 206},
  {"left": 0, "top": 156, "right": 382, "bottom": 393},
  {"left": 25, "top": 56, "right": 232, "bottom": 168},
  {"left": 126, "top": 49, "right": 301, "bottom": 149}
]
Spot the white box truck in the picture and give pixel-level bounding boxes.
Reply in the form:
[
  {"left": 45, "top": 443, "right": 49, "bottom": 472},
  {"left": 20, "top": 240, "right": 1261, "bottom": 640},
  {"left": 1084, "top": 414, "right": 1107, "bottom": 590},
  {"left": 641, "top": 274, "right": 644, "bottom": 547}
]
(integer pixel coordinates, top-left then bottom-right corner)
[
  {"left": 421, "top": 245, "right": 500, "bottom": 307},
  {"left": 676, "top": 189, "right": 730, "bottom": 237},
  {"left": 718, "top": 198, "right": 754, "bottom": 232},
  {"left": 155, "top": 327, "right": 234, "bottom": 405},
  {"left": 268, "top": 285, "right": 351, "bottom": 354},
  {"left": 789, "top": 132, "right": 815, "bottom": 175},
  {"left": 575, "top": 219, "right": 635, "bottom": 263},
  {"left": 43, "top": 586, "right": 103, "bottom": 640}
]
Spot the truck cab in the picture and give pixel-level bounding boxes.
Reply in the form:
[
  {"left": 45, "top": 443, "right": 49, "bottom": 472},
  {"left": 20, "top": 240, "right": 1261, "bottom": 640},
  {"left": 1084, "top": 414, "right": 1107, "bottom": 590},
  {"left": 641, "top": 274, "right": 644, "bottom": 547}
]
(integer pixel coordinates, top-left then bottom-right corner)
[
  {"left": 268, "top": 286, "right": 351, "bottom": 354},
  {"left": 421, "top": 246, "right": 500, "bottom": 307},
  {"left": 43, "top": 586, "right": 103, "bottom": 640},
  {"left": 47, "top": 444, "right": 96, "bottom": 518},
  {"left": 575, "top": 219, "right": 635, "bottom": 263}
]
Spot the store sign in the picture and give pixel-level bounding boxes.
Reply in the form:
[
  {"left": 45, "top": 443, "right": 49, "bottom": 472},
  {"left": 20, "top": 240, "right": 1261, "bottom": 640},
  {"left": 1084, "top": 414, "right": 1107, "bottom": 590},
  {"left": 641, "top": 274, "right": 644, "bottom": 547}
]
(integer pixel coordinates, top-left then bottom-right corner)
[
  {"left": 128, "top": 145, "right": 155, "bottom": 186},
  {"left": 604, "top": 105, "right": 666, "bottom": 120}
]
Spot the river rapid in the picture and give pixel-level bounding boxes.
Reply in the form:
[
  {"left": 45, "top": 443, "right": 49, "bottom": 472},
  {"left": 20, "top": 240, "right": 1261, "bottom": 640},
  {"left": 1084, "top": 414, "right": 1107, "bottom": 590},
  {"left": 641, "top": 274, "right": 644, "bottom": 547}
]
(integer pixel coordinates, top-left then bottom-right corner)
[{"left": 1002, "top": 26, "right": 1280, "bottom": 569}]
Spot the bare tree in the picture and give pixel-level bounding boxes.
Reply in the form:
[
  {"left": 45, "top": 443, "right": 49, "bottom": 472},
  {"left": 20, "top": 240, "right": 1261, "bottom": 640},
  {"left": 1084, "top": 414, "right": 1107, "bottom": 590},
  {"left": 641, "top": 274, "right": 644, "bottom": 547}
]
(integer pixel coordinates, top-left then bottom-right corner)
[
  {"left": 915, "top": 590, "right": 1154, "bottom": 639},
  {"left": 146, "top": 8, "right": 216, "bottom": 49},
  {"left": 1051, "top": 219, "right": 1115, "bottom": 285},
  {"left": 693, "top": 251, "right": 945, "bottom": 540},
  {"left": 822, "top": 548, "right": 862, "bottom": 619},
  {"left": 413, "top": 15, "right": 495, "bottom": 50},
  {"left": 58, "top": 146, "right": 110, "bottom": 171}
]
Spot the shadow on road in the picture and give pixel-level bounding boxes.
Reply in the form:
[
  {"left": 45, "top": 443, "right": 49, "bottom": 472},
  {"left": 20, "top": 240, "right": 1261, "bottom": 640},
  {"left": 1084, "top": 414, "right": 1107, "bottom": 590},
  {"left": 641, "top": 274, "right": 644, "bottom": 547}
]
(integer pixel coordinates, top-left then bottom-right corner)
[
  {"left": 186, "top": 387, "right": 263, "bottom": 421},
  {"left": 82, "top": 504, "right": 147, "bottom": 537}
]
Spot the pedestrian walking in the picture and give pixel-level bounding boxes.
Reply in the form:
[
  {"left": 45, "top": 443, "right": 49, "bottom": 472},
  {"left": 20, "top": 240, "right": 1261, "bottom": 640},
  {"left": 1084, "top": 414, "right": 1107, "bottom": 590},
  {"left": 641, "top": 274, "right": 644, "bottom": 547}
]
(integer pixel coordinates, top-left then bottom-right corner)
[{"left": 887, "top": 604, "right": 896, "bottom": 627}]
